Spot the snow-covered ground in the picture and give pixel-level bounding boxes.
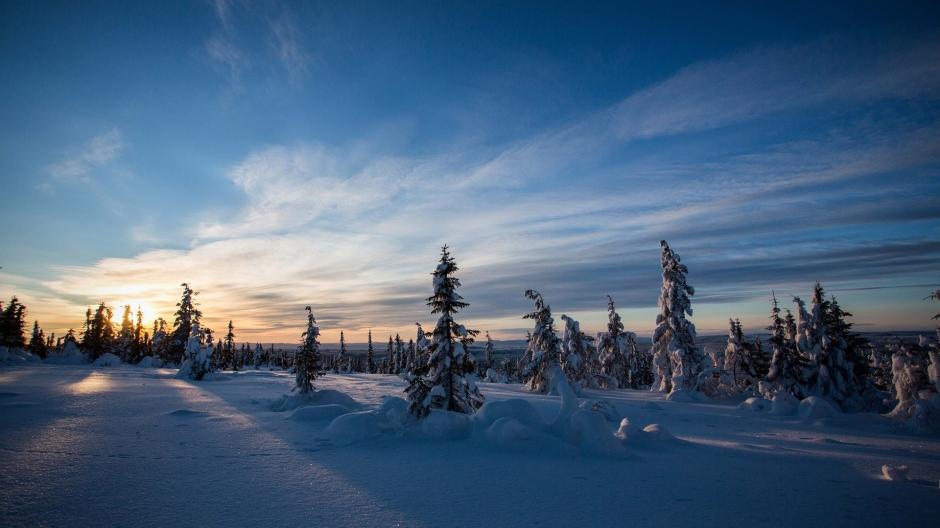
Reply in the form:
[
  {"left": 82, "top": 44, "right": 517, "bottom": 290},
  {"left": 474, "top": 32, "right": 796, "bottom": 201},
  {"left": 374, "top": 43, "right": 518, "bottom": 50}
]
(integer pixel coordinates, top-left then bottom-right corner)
[{"left": 1, "top": 364, "right": 938, "bottom": 527}]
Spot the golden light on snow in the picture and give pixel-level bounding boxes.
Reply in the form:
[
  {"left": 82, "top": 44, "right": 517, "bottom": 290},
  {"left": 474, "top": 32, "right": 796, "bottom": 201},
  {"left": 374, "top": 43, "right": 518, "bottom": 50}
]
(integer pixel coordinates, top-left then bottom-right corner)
[{"left": 68, "top": 372, "right": 113, "bottom": 394}]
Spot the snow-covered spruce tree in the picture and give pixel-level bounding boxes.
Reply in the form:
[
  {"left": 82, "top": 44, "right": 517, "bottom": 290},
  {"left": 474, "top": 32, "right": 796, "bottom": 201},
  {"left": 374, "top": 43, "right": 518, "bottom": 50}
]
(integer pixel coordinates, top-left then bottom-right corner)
[
  {"left": 224, "top": 320, "right": 236, "bottom": 371},
  {"left": 116, "top": 305, "right": 134, "bottom": 362},
  {"left": 366, "top": 329, "right": 375, "bottom": 373},
  {"left": 294, "top": 306, "right": 321, "bottom": 394},
  {"left": 481, "top": 331, "right": 495, "bottom": 377},
  {"left": 394, "top": 334, "right": 405, "bottom": 375},
  {"left": 151, "top": 318, "right": 168, "bottom": 362},
  {"left": 824, "top": 292, "right": 871, "bottom": 410},
  {"left": 762, "top": 293, "right": 810, "bottom": 399},
  {"left": 405, "top": 246, "right": 484, "bottom": 418},
  {"left": 335, "top": 330, "right": 348, "bottom": 373},
  {"left": 793, "top": 284, "right": 870, "bottom": 410},
  {"left": 406, "top": 338, "right": 416, "bottom": 373},
  {"left": 749, "top": 336, "right": 770, "bottom": 380},
  {"left": 652, "top": 240, "right": 704, "bottom": 394},
  {"left": 169, "top": 283, "right": 202, "bottom": 365},
  {"left": 28, "top": 321, "right": 47, "bottom": 359},
  {"left": 595, "top": 295, "right": 642, "bottom": 389},
  {"left": 132, "top": 307, "right": 145, "bottom": 363},
  {"left": 519, "top": 290, "right": 563, "bottom": 393},
  {"left": 560, "top": 314, "right": 593, "bottom": 388},
  {"left": 413, "top": 322, "right": 430, "bottom": 371},
  {"left": 385, "top": 335, "right": 394, "bottom": 374},
  {"left": 253, "top": 343, "right": 263, "bottom": 369},
  {"left": 83, "top": 302, "right": 115, "bottom": 361},
  {"left": 178, "top": 321, "right": 213, "bottom": 381},
  {"left": 0, "top": 296, "right": 27, "bottom": 350},
  {"left": 722, "top": 319, "right": 753, "bottom": 391}
]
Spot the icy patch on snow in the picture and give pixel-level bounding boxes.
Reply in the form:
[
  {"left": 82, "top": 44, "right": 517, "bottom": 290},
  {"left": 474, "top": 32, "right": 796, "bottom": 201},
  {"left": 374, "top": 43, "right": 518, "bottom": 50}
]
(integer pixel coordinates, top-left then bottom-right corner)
[
  {"left": 271, "top": 389, "right": 362, "bottom": 412},
  {"left": 92, "top": 353, "right": 122, "bottom": 367},
  {"left": 881, "top": 464, "right": 910, "bottom": 481},
  {"left": 739, "top": 397, "right": 771, "bottom": 412},
  {"left": 798, "top": 396, "right": 840, "bottom": 421}
]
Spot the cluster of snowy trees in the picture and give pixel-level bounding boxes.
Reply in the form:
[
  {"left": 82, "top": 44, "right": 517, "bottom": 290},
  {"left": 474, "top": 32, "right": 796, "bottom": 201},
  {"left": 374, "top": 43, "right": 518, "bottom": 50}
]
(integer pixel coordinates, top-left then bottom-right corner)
[{"left": 4, "top": 241, "right": 940, "bottom": 426}]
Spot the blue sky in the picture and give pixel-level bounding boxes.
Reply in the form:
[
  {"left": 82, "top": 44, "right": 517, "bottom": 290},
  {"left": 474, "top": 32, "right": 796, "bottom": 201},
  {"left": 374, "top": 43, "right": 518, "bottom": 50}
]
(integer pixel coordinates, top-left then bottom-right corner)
[{"left": 1, "top": 0, "right": 940, "bottom": 342}]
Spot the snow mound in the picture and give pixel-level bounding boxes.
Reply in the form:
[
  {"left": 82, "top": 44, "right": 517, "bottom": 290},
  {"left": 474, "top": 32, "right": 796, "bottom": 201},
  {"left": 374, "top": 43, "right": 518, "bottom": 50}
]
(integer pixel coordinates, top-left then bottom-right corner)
[
  {"left": 739, "top": 397, "right": 771, "bottom": 412},
  {"left": 43, "top": 342, "right": 87, "bottom": 365},
  {"left": 272, "top": 389, "right": 362, "bottom": 412},
  {"left": 664, "top": 390, "right": 704, "bottom": 403},
  {"left": 615, "top": 419, "right": 682, "bottom": 448},
  {"left": 769, "top": 392, "right": 799, "bottom": 416},
  {"left": 641, "top": 423, "right": 678, "bottom": 443},
  {"left": 798, "top": 396, "right": 839, "bottom": 420},
  {"left": 288, "top": 404, "right": 351, "bottom": 423},
  {"left": 881, "top": 464, "right": 909, "bottom": 481},
  {"left": 326, "top": 397, "right": 409, "bottom": 445},
  {"left": 485, "top": 417, "right": 530, "bottom": 446},
  {"left": 475, "top": 398, "right": 544, "bottom": 429},
  {"left": 136, "top": 356, "right": 162, "bottom": 368},
  {"left": 420, "top": 410, "right": 473, "bottom": 440},
  {"left": 165, "top": 409, "right": 213, "bottom": 418},
  {"left": 579, "top": 399, "right": 621, "bottom": 423},
  {"left": 1, "top": 346, "right": 40, "bottom": 364},
  {"left": 887, "top": 398, "right": 940, "bottom": 433},
  {"left": 566, "top": 409, "right": 626, "bottom": 457},
  {"left": 92, "top": 353, "right": 122, "bottom": 367}
]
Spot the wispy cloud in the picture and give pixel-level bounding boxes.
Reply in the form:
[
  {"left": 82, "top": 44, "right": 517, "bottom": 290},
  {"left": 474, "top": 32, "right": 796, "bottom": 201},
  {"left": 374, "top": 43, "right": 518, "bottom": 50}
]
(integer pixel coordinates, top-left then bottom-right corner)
[
  {"left": 204, "top": 0, "right": 312, "bottom": 93},
  {"left": 267, "top": 9, "right": 311, "bottom": 86},
  {"left": 45, "top": 128, "right": 123, "bottom": 185},
  {"left": 36, "top": 33, "right": 940, "bottom": 340},
  {"left": 204, "top": 0, "right": 248, "bottom": 94}
]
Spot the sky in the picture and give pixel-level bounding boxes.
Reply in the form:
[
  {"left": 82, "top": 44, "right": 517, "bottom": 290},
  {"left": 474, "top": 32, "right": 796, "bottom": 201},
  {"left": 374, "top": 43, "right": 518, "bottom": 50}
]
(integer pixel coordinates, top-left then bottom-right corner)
[{"left": 1, "top": 0, "right": 940, "bottom": 343}]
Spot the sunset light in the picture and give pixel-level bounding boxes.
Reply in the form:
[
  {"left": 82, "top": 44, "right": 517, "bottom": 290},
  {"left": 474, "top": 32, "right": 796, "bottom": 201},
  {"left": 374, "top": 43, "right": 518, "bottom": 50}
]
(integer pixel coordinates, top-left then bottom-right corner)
[{"left": 1, "top": 2, "right": 939, "bottom": 527}]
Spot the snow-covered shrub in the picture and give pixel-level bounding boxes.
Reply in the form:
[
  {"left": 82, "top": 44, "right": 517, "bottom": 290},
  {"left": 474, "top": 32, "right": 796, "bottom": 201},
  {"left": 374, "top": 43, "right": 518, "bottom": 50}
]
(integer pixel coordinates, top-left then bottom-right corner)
[{"left": 887, "top": 346, "right": 940, "bottom": 431}]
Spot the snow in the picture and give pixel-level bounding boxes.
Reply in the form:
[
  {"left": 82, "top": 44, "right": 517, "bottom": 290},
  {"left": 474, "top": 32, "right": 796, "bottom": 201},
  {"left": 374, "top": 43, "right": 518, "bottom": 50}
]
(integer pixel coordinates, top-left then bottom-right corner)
[
  {"left": 42, "top": 341, "right": 86, "bottom": 365},
  {"left": 881, "top": 464, "right": 910, "bottom": 481},
  {"left": 136, "top": 355, "right": 162, "bottom": 368},
  {"left": 91, "top": 352, "right": 121, "bottom": 366},
  {"left": 2, "top": 364, "right": 939, "bottom": 527},
  {"left": 798, "top": 395, "right": 840, "bottom": 421},
  {"left": 739, "top": 396, "right": 771, "bottom": 412}
]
